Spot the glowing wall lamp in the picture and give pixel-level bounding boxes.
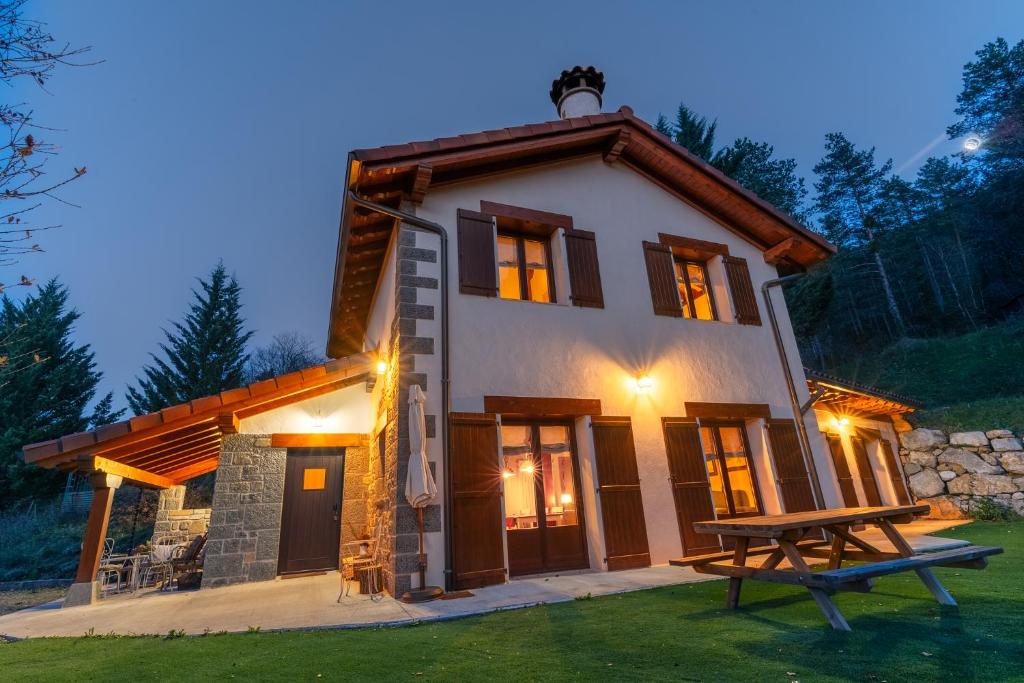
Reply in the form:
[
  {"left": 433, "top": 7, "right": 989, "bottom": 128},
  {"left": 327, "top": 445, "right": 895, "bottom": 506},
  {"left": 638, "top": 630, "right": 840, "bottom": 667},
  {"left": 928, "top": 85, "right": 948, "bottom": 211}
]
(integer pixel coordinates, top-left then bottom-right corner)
[
  {"left": 832, "top": 416, "right": 850, "bottom": 430},
  {"left": 376, "top": 359, "right": 388, "bottom": 375},
  {"left": 631, "top": 374, "right": 654, "bottom": 394}
]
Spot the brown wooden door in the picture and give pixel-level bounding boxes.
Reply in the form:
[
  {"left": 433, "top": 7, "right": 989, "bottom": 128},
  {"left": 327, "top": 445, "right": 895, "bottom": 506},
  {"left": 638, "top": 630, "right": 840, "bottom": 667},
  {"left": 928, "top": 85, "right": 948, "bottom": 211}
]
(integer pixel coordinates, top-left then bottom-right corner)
[
  {"left": 591, "top": 417, "right": 651, "bottom": 570},
  {"left": 850, "top": 435, "right": 883, "bottom": 506},
  {"left": 277, "top": 448, "right": 345, "bottom": 575},
  {"left": 879, "top": 438, "right": 912, "bottom": 505},
  {"left": 825, "top": 434, "right": 859, "bottom": 507},
  {"left": 662, "top": 419, "right": 721, "bottom": 556},
  {"left": 766, "top": 420, "right": 818, "bottom": 513},
  {"left": 451, "top": 413, "right": 506, "bottom": 589}
]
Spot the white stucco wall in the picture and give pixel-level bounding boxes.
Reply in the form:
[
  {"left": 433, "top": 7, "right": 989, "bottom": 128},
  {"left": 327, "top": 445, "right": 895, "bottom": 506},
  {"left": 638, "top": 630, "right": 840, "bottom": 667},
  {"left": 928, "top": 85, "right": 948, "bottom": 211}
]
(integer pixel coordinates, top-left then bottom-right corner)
[
  {"left": 238, "top": 382, "right": 374, "bottom": 434},
  {"left": 813, "top": 408, "right": 905, "bottom": 506},
  {"left": 408, "top": 155, "right": 838, "bottom": 566}
]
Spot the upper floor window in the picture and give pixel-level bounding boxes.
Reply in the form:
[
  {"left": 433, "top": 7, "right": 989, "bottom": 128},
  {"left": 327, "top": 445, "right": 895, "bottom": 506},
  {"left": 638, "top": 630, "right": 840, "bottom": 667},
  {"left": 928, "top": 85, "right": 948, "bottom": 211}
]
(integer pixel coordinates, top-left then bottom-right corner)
[
  {"left": 674, "top": 258, "right": 716, "bottom": 321},
  {"left": 498, "top": 233, "right": 553, "bottom": 303}
]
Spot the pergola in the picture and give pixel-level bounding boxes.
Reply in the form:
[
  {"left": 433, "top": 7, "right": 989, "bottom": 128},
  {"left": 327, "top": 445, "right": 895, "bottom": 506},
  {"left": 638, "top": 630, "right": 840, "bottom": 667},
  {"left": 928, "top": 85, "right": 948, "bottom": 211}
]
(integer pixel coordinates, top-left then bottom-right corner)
[
  {"left": 805, "top": 367, "right": 919, "bottom": 421},
  {"left": 21, "top": 353, "right": 370, "bottom": 605}
]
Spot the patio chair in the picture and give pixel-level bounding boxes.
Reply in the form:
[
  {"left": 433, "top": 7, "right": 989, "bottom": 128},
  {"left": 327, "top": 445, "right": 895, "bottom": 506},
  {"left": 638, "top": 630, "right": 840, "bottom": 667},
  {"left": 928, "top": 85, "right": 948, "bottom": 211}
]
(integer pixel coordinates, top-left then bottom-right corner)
[
  {"left": 169, "top": 533, "right": 207, "bottom": 589},
  {"left": 139, "top": 536, "right": 180, "bottom": 590},
  {"left": 97, "top": 538, "right": 132, "bottom": 595},
  {"left": 339, "top": 516, "right": 385, "bottom": 602}
]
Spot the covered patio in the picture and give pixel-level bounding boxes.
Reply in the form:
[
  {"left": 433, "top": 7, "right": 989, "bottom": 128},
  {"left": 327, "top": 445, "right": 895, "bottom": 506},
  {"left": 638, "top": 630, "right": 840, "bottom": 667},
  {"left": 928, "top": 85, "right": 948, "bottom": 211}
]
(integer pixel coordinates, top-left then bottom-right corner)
[{"left": 20, "top": 354, "right": 371, "bottom": 607}]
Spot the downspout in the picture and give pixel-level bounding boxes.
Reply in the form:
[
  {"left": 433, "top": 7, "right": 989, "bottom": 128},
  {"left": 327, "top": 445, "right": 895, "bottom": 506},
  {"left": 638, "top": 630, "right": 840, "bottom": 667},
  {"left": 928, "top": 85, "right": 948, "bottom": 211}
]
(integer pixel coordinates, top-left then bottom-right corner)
[
  {"left": 761, "top": 274, "right": 827, "bottom": 510},
  {"left": 345, "top": 190, "right": 454, "bottom": 591}
]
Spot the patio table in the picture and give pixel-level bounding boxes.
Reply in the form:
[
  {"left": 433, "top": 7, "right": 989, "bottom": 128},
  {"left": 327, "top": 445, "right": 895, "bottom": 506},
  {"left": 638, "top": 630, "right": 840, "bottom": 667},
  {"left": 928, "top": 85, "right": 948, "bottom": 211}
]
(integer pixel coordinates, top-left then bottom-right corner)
[{"left": 669, "top": 505, "right": 1002, "bottom": 631}]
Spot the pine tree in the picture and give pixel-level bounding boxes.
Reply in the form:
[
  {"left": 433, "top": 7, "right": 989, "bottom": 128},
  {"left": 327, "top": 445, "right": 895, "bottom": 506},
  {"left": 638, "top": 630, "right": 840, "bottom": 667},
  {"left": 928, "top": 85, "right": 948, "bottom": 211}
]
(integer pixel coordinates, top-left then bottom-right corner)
[
  {"left": 670, "top": 103, "right": 718, "bottom": 161},
  {"left": 713, "top": 137, "right": 808, "bottom": 220},
  {"left": 813, "top": 133, "right": 906, "bottom": 335},
  {"left": 0, "top": 280, "right": 122, "bottom": 503},
  {"left": 127, "top": 262, "right": 252, "bottom": 414}
]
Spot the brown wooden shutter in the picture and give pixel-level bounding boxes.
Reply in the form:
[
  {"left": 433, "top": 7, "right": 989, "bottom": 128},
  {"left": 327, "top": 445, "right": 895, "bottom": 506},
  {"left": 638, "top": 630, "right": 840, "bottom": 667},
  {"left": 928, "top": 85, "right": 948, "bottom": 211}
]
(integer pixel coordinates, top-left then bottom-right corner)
[
  {"left": 564, "top": 228, "right": 604, "bottom": 308},
  {"left": 825, "top": 434, "right": 859, "bottom": 507},
  {"left": 878, "top": 438, "right": 912, "bottom": 505},
  {"left": 457, "top": 208, "right": 497, "bottom": 296},
  {"left": 450, "top": 412, "right": 505, "bottom": 589},
  {"left": 722, "top": 255, "right": 761, "bottom": 325},
  {"left": 591, "top": 417, "right": 650, "bottom": 570},
  {"left": 662, "top": 419, "right": 720, "bottom": 556},
  {"left": 766, "top": 420, "right": 818, "bottom": 513},
  {"left": 643, "top": 241, "right": 682, "bottom": 317},
  {"left": 849, "top": 435, "right": 883, "bottom": 507}
]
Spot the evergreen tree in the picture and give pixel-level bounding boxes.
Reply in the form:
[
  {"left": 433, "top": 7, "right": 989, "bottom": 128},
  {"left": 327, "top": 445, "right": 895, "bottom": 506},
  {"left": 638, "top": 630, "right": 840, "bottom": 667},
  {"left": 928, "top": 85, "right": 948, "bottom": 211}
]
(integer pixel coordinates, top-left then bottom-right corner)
[
  {"left": 127, "top": 262, "right": 252, "bottom": 414},
  {"left": 0, "top": 280, "right": 121, "bottom": 503},
  {"left": 813, "top": 133, "right": 906, "bottom": 335},
  {"left": 662, "top": 103, "right": 718, "bottom": 161},
  {"left": 714, "top": 137, "right": 808, "bottom": 220}
]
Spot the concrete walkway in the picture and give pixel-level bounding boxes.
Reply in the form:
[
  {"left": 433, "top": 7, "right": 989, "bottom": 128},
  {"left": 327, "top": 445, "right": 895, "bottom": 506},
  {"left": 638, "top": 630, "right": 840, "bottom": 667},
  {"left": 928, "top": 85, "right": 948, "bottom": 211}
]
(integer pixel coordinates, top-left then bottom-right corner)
[{"left": 0, "top": 520, "right": 970, "bottom": 639}]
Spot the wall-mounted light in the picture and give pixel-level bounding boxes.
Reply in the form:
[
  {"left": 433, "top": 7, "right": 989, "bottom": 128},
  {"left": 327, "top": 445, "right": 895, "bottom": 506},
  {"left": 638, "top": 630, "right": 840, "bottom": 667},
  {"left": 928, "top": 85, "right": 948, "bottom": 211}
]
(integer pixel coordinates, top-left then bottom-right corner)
[
  {"left": 518, "top": 461, "right": 535, "bottom": 475},
  {"left": 501, "top": 468, "right": 514, "bottom": 479},
  {"left": 631, "top": 374, "right": 654, "bottom": 394},
  {"left": 832, "top": 416, "right": 850, "bottom": 430},
  {"left": 311, "top": 412, "right": 324, "bottom": 431},
  {"left": 376, "top": 359, "right": 388, "bottom": 375}
]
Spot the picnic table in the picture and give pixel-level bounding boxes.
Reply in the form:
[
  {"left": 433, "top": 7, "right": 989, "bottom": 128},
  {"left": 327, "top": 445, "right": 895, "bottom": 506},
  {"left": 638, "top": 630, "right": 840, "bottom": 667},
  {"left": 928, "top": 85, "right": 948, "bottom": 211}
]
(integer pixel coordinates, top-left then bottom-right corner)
[{"left": 670, "top": 505, "right": 1002, "bottom": 631}]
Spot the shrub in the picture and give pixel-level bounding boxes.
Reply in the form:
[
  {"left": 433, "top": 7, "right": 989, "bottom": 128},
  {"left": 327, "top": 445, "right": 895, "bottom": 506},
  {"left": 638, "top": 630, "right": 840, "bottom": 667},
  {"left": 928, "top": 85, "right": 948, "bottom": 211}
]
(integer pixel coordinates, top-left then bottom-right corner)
[{"left": 968, "top": 497, "right": 1022, "bottom": 522}]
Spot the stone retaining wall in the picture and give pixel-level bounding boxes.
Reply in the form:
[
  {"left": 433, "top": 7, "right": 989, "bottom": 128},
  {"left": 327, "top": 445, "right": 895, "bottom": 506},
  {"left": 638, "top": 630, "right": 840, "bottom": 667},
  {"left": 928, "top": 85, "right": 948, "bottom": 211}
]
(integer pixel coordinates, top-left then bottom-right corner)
[{"left": 900, "top": 427, "right": 1024, "bottom": 518}]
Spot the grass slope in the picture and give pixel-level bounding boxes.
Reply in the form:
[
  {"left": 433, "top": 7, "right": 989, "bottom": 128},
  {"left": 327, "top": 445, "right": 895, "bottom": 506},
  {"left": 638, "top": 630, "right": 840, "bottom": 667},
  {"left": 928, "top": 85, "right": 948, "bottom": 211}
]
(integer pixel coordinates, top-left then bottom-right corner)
[
  {"left": 833, "top": 317, "right": 1024, "bottom": 432},
  {"left": 2, "top": 523, "right": 1021, "bottom": 682}
]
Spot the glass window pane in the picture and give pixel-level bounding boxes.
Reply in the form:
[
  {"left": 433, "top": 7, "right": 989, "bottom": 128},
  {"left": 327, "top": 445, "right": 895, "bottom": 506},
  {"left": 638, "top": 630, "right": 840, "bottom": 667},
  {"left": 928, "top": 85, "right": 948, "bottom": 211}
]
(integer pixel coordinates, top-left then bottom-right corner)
[
  {"left": 497, "top": 235, "right": 522, "bottom": 300},
  {"left": 686, "top": 263, "right": 715, "bottom": 321},
  {"left": 523, "top": 239, "right": 551, "bottom": 303},
  {"left": 302, "top": 468, "right": 326, "bottom": 490},
  {"left": 501, "top": 425, "right": 537, "bottom": 528},
  {"left": 674, "top": 260, "right": 693, "bottom": 318},
  {"left": 539, "top": 426, "right": 578, "bottom": 526},
  {"left": 719, "top": 427, "right": 758, "bottom": 514},
  {"left": 701, "top": 427, "right": 729, "bottom": 516}
]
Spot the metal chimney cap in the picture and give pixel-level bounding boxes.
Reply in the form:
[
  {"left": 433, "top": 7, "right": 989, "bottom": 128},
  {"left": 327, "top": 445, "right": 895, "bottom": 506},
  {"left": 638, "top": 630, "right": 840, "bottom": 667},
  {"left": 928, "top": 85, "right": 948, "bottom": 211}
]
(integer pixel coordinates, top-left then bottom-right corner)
[{"left": 549, "top": 65, "right": 606, "bottom": 106}]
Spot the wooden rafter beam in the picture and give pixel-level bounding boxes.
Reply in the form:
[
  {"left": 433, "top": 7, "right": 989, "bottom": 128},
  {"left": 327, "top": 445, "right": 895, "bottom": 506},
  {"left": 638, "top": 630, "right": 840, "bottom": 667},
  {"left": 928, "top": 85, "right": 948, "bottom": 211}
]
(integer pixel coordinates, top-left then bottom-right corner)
[
  {"left": 764, "top": 237, "right": 803, "bottom": 264},
  {"left": 169, "top": 458, "right": 221, "bottom": 484},
  {"left": 78, "top": 455, "right": 176, "bottom": 489},
  {"left": 602, "top": 129, "right": 631, "bottom": 163},
  {"left": 407, "top": 164, "right": 433, "bottom": 204}
]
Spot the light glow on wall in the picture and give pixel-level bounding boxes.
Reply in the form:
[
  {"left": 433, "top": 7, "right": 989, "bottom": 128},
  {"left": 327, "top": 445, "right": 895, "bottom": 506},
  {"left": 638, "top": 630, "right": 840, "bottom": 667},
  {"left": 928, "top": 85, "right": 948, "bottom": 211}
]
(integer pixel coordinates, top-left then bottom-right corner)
[
  {"left": 629, "top": 373, "right": 654, "bottom": 394},
  {"left": 831, "top": 415, "right": 850, "bottom": 430},
  {"left": 376, "top": 359, "right": 388, "bottom": 375}
]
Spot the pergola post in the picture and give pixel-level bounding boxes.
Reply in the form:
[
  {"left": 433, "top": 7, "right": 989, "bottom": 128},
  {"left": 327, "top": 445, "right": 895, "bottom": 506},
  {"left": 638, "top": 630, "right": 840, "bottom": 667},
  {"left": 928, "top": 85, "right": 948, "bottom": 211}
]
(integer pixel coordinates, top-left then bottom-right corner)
[{"left": 64, "top": 472, "right": 123, "bottom": 608}]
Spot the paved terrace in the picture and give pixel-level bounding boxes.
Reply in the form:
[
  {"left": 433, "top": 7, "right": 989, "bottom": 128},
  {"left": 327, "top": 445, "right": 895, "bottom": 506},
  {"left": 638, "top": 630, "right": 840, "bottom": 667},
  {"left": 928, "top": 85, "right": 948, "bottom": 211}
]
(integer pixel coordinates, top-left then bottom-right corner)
[{"left": 0, "top": 520, "right": 967, "bottom": 639}]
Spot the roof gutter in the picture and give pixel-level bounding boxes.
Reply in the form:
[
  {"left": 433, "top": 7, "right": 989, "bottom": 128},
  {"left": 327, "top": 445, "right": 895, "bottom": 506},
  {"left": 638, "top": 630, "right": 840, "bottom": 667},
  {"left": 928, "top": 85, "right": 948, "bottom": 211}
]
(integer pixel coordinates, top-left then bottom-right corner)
[
  {"left": 761, "top": 274, "right": 827, "bottom": 511},
  {"left": 344, "top": 189, "right": 455, "bottom": 592}
]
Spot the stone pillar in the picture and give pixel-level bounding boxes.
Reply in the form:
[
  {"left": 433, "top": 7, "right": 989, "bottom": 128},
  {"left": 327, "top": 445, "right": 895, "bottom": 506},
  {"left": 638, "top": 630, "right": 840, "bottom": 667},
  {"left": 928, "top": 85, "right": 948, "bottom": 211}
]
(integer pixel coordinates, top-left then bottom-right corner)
[{"left": 64, "top": 472, "right": 122, "bottom": 608}]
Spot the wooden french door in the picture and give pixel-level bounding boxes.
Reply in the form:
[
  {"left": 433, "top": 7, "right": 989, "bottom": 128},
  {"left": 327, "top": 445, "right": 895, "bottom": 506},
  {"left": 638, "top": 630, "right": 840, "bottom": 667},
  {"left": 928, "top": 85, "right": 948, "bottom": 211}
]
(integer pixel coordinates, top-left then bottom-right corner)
[
  {"left": 662, "top": 419, "right": 722, "bottom": 557},
  {"left": 879, "top": 439, "right": 913, "bottom": 505},
  {"left": 849, "top": 435, "right": 883, "bottom": 506},
  {"left": 825, "top": 433, "right": 860, "bottom": 507},
  {"left": 450, "top": 413, "right": 506, "bottom": 590},
  {"left": 500, "top": 420, "right": 589, "bottom": 577},
  {"left": 591, "top": 417, "right": 651, "bottom": 570},
  {"left": 277, "top": 448, "right": 345, "bottom": 575}
]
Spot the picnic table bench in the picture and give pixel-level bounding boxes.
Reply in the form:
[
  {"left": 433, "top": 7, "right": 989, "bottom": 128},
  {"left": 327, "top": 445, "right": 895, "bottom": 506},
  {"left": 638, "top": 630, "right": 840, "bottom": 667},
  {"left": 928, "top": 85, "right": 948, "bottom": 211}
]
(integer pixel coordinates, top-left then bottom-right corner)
[{"left": 669, "top": 505, "right": 1003, "bottom": 631}]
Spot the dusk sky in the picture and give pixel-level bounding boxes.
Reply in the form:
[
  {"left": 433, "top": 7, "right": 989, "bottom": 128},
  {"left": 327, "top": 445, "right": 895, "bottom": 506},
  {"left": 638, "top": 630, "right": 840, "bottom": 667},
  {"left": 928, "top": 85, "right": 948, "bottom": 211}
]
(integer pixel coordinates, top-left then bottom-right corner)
[{"left": 13, "top": 0, "right": 1024, "bottom": 410}]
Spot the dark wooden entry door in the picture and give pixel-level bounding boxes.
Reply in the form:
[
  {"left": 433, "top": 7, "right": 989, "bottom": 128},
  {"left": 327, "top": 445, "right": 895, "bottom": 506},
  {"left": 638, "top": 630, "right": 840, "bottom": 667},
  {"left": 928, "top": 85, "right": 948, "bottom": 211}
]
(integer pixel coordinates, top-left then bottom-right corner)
[
  {"left": 501, "top": 420, "right": 589, "bottom": 577},
  {"left": 591, "top": 417, "right": 651, "bottom": 570},
  {"left": 825, "top": 434, "right": 859, "bottom": 507},
  {"left": 451, "top": 413, "right": 506, "bottom": 589},
  {"left": 277, "top": 447, "right": 345, "bottom": 575},
  {"left": 663, "top": 419, "right": 721, "bottom": 556},
  {"left": 850, "top": 435, "right": 883, "bottom": 506}
]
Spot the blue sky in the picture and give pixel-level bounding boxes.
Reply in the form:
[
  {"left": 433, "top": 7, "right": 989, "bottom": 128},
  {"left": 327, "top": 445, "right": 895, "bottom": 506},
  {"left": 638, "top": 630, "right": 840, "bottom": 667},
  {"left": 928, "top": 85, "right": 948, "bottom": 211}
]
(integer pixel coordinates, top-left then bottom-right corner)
[{"left": 11, "top": 0, "right": 1024, "bottom": 410}]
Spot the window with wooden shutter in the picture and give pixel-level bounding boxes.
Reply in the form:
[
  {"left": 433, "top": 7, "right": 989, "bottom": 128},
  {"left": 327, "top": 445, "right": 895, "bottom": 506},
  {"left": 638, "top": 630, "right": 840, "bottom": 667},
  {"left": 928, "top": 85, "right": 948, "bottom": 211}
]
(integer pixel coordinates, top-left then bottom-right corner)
[
  {"left": 591, "top": 417, "right": 650, "bottom": 570},
  {"left": 643, "top": 241, "right": 682, "bottom": 317},
  {"left": 457, "top": 208, "right": 497, "bottom": 296},
  {"left": 878, "top": 438, "right": 912, "bottom": 505},
  {"left": 662, "top": 418, "right": 721, "bottom": 556},
  {"left": 765, "top": 419, "right": 818, "bottom": 513},
  {"left": 564, "top": 228, "right": 604, "bottom": 308},
  {"left": 722, "top": 255, "right": 761, "bottom": 325}
]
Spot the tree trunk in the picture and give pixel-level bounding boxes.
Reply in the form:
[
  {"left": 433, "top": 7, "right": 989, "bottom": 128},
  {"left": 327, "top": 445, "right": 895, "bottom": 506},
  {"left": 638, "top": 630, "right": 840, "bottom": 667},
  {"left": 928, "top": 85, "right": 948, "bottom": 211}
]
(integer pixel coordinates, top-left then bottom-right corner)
[
  {"left": 915, "top": 235, "right": 946, "bottom": 313},
  {"left": 872, "top": 249, "right": 906, "bottom": 336}
]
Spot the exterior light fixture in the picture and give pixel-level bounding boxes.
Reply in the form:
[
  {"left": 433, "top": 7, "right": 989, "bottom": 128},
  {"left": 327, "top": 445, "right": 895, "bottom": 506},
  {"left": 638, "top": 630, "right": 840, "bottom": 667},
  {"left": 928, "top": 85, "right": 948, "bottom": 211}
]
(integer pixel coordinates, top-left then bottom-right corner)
[
  {"left": 376, "top": 359, "right": 388, "bottom": 375},
  {"left": 560, "top": 492, "right": 573, "bottom": 505},
  {"left": 501, "top": 468, "right": 514, "bottom": 479},
  {"left": 832, "top": 416, "right": 850, "bottom": 429},
  {"left": 519, "top": 461, "right": 535, "bottom": 475},
  {"left": 634, "top": 374, "right": 653, "bottom": 394},
  {"left": 963, "top": 136, "right": 982, "bottom": 152}
]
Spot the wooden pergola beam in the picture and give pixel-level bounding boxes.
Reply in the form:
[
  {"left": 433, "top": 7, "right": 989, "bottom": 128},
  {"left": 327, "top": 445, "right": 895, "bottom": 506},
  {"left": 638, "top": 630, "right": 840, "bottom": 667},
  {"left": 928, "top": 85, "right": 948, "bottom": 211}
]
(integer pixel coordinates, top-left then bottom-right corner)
[
  {"left": 78, "top": 455, "right": 175, "bottom": 489},
  {"left": 168, "top": 458, "right": 221, "bottom": 484}
]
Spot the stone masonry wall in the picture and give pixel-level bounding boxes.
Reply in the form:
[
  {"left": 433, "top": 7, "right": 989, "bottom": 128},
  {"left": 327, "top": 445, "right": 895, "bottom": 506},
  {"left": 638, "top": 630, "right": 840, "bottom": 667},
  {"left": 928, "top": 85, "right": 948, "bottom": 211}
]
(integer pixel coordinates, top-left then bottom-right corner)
[
  {"left": 900, "top": 427, "right": 1024, "bottom": 518},
  {"left": 152, "top": 484, "right": 211, "bottom": 544},
  {"left": 202, "top": 434, "right": 287, "bottom": 587},
  {"left": 369, "top": 225, "right": 442, "bottom": 596},
  {"left": 341, "top": 445, "right": 370, "bottom": 547}
]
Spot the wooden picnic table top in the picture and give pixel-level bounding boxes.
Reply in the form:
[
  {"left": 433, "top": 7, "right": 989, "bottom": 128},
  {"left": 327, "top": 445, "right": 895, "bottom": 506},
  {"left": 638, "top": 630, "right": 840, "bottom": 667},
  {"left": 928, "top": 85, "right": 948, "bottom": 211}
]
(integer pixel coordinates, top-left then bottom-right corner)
[{"left": 692, "top": 504, "right": 930, "bottom": 538}]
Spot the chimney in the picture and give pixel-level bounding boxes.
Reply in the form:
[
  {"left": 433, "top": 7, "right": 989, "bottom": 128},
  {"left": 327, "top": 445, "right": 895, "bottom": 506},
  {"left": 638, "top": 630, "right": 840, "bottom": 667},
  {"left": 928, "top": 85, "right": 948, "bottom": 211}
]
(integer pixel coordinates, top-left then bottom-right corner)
[{"left": 549, "top": 66, "right": 605, "bottom": 119}]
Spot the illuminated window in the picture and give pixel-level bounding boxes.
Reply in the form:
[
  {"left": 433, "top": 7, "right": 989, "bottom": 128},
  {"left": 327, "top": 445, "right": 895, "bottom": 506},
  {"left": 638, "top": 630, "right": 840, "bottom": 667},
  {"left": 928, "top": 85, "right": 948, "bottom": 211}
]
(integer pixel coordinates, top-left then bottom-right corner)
[
  {"left": 674, "top": 258, "right": 717, "bottom": 320},
  {"left": 700, "top": 424, "right": 762, "bottom": 518},
  {"left": 302, "top": 468, "right": 326, "bottom": 490},
  {"left": 496, "top": 233, "right": 553, "bottom": 303}
]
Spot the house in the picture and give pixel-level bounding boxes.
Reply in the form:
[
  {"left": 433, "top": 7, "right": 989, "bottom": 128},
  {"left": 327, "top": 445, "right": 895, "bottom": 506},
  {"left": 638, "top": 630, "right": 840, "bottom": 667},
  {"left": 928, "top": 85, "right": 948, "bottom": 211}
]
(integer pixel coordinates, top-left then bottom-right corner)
[{"left": 21, "top": 67, "right": 919, "bottom": 607}]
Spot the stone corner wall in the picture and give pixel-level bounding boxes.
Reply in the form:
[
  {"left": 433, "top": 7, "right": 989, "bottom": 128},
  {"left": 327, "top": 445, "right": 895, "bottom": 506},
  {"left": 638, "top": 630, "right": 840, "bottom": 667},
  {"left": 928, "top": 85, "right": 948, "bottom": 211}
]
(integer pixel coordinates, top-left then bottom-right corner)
[
  {"left": 900, "top": 427, "right": 1024, "bottom": 518},
  {"left": 152, "top": 485, "right": 211, "bottom": 545},
  {"left": 202, "top": 434, "right": 287, "bottom": 588}
]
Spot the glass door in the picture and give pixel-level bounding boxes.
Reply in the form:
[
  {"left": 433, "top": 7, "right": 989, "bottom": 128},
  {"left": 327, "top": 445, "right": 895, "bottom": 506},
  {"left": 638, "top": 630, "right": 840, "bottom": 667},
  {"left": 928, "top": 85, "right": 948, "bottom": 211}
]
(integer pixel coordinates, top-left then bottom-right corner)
[
  {"left": 501, "top": 421, "right": 588, "bottom": 576},
  {"left": 700, "top": 422, "right": 764, "bottom": 519}
]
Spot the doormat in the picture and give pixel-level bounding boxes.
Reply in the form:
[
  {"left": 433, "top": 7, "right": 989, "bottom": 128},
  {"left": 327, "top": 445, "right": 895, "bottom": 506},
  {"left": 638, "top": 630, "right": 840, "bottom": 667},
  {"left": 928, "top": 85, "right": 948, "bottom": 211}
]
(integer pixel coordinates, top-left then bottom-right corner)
[
  {"left": 281, "top": 571, "right": 327, "bottom": 580},
  {"left": 438, "top": 590, "right": 474, "bottom": 600}
]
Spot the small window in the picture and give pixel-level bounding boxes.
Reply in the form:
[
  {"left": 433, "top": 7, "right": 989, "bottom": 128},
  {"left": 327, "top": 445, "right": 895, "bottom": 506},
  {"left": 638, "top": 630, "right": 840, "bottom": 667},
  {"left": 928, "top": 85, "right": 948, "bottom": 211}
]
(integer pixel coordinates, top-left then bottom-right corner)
[
  {"left": 302, "top": 468, "right": 326, "bottom": 490},
  {"left": 497, "top": 233, "right": 554, "bottom": 303},
  {"left": 674, "top": 258, "right": 717, "bottom": 320}
]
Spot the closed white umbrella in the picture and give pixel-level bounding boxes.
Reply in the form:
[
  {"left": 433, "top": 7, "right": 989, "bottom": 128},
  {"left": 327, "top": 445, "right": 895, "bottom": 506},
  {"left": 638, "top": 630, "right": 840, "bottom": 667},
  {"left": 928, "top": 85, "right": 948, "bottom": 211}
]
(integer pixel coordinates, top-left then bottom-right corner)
[
  {"left": 401, "top": 385, "right": 442, "bottom": 602},
  {"left": 404, "top": 385, "right": 437, "bottom": 508}
]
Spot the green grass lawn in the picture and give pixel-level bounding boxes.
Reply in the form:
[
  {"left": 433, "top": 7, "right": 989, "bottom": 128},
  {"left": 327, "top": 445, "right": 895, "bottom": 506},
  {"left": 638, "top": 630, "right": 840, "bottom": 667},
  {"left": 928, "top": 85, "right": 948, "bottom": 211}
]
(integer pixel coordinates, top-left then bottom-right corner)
[{"left": 1, "top": 523, "right": 1021, "bottom": 682}]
